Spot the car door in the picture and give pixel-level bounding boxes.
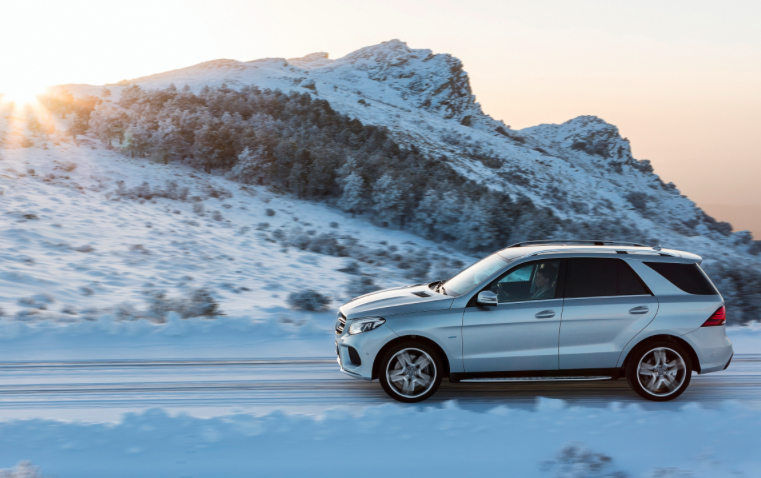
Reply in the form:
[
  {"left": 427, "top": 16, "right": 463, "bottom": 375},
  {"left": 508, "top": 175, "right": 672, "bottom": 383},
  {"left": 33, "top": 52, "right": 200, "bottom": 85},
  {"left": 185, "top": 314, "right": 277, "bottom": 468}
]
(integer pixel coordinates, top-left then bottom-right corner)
[
  {"left": 462, "top": 259, "right": 564, "bottom": 373},
  {"left": 559, "top": 257, "right": 658, "bottom": 370}
]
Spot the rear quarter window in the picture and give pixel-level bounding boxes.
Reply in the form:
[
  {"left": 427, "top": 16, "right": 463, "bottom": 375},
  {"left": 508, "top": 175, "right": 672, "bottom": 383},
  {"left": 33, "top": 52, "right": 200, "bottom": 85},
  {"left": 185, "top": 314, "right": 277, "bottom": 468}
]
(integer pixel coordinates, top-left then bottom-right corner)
[{"left": 643, "top": 262, "right": 719, "bottom": 295}]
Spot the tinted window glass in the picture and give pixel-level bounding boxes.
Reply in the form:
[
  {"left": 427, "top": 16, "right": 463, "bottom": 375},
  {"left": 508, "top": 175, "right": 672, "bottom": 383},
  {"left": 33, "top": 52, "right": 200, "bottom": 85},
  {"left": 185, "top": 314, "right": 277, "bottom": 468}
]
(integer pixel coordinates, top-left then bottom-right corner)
[
  {"left": 618, "top": 261, "right": 649, "bottom": 296},
  {"left": 566, "top": 258, "right": 617, "bottom": 298},
  {"left": 488, "top": 260, "right": 560, "bottom": 303},
  {"left": 644, "top": 262, "right": 718, "bottom": 295}
]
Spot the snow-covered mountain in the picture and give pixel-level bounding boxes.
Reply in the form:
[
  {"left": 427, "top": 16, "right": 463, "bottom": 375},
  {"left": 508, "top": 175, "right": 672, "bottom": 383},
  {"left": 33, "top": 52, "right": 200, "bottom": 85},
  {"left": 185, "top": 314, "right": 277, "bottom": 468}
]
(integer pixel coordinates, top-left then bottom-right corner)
[
  {"left": 63, "top": 39, "right": 749, "bottom": 256},
  {"left": 1, "top": 38, "right": 748, "bottom": 324}
]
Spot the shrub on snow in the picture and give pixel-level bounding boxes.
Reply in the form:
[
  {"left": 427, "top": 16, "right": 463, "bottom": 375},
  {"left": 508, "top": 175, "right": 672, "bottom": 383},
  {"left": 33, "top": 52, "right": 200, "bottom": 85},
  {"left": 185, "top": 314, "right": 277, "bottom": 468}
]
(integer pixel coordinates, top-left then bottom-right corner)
[
  {"left": 114, "top": 180, "right": 189, "bottom": 202},
  {"left": 0, "top": 461, "right": 46, "bottom": 478},
  {"left": 145, "top": 288, "right": 223, "bottom": 321},
  {"left": 337, "top": 261, "right": 361, "bottom": 275},
  {"left": 540, "top": 442, "right": 625, "bottom": 478},
  {"left": 346, "top": 276, "right": 381, "bottom": 298},
  {"left": 287, "top": 290, "right": 331, "bottom": 312}
]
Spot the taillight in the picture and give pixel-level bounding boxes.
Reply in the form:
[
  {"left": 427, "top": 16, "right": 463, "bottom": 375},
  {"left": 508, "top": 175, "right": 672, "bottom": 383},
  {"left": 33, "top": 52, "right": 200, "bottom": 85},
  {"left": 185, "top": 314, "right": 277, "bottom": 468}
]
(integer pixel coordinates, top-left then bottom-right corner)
[{"left": 702, "top": 306, "right": 726, "bottom": 327}]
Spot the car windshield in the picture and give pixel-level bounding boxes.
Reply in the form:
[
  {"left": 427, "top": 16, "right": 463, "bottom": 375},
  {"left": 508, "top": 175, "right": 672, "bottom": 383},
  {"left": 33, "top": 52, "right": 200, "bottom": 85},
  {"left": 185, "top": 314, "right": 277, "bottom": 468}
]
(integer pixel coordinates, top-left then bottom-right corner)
[{"left": 442, "top": 253, "right": 508, "bottom": 297}]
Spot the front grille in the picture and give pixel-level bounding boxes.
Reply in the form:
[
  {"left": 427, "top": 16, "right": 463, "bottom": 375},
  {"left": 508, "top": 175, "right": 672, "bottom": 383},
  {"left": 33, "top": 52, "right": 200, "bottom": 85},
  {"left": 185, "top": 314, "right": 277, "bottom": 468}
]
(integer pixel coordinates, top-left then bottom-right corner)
[{"left": 335, "top": 314, "right": 346, "bottom": 335}]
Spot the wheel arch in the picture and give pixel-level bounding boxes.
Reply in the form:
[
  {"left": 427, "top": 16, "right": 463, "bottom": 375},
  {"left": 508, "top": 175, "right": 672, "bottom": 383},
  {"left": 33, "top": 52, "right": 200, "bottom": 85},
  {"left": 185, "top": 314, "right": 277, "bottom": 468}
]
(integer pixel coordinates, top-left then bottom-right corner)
[
  {"left": 621, "top": 334, "right": 702, "bottom": 375},
  {"left": 372, "top": 334, "right": 451, "bottom": 380}
]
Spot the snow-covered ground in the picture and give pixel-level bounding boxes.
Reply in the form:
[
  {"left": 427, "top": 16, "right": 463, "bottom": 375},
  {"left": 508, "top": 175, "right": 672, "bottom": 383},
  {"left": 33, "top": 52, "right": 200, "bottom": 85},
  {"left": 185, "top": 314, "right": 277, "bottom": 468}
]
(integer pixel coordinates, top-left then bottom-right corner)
[
  {"left": 0, "top": 144, "right": 469, "bottom": 341},
  {"left": 2, "top": 400, "right": 761, "bottom": 477}
]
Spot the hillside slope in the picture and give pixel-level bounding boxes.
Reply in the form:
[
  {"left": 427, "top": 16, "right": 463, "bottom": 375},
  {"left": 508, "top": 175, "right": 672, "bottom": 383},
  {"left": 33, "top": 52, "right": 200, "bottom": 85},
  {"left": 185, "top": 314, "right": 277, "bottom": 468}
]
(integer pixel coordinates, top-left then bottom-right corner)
[
  {"left": 0, "top": 145, "right": 471, "bottom": 323},
  {"left": 60, "top": 40, "right": 749, "bottom": 257}
]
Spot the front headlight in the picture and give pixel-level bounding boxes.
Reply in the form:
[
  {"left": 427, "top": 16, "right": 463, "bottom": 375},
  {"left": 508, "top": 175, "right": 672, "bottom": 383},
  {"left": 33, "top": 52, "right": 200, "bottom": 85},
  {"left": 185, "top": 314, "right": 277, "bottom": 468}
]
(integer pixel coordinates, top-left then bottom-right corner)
[{"left": 348, "top": 317, "right": 386, "bottom": 335}]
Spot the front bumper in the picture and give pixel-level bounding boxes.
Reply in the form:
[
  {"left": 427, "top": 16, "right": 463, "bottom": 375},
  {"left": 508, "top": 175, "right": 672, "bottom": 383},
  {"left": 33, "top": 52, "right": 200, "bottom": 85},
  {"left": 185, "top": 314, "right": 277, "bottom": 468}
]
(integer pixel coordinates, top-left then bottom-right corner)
[{"left": 335, "top": 323, "right": 398, "bottom": 381}]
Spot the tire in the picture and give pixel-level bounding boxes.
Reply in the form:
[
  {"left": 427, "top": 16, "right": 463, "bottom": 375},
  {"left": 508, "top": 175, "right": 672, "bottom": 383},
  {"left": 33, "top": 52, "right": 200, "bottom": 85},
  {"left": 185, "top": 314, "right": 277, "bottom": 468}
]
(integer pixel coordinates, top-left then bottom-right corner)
[
  {"left": 626, "top": 340, "right": 692, "bottom": 401},
  {"left": 378, "top": 341, "right": 443, "bottom": 403}
]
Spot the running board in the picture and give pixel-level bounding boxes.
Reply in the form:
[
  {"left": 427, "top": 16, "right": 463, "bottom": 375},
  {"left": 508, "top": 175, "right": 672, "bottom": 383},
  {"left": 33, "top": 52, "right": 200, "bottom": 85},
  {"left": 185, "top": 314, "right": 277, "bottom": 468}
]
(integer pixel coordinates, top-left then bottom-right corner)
[{"left": 460, "top": 376, "right": 611, "bottom": 383}]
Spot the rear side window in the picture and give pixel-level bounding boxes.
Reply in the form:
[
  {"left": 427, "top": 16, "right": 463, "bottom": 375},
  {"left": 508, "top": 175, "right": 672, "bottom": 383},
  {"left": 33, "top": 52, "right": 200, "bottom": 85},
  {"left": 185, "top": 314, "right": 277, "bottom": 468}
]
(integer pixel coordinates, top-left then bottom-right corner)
[
  {"left": 643, "top": 262, "right": 718, "bottom": 295},
  {"left": 566, "top": 258, "right": 651, "bottom": 298},
  {"left": 618, "top": 261, "right": 649, "bottom": 296}
]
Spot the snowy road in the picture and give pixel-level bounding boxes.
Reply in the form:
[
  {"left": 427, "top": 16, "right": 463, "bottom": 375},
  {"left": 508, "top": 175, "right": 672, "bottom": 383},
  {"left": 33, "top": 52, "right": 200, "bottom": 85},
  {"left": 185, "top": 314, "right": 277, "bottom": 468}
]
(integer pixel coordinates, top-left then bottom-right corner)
[{"left": 1, "top": 355, "right": 760, "bottom": 422}]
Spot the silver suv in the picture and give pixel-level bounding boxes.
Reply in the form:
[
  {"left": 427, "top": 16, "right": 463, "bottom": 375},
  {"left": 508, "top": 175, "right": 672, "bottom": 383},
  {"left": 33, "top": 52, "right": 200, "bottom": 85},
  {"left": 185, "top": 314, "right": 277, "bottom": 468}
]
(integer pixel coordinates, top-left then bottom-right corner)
[{"left": 335, "top": 240, "right": 733, "bottom": 402}]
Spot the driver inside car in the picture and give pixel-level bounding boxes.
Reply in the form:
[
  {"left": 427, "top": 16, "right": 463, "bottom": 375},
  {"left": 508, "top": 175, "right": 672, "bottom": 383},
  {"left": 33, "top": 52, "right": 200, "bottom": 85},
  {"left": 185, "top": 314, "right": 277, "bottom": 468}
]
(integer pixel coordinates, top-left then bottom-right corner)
[{"left": 528, "top": 263, "right": 558, "bottom": 300}]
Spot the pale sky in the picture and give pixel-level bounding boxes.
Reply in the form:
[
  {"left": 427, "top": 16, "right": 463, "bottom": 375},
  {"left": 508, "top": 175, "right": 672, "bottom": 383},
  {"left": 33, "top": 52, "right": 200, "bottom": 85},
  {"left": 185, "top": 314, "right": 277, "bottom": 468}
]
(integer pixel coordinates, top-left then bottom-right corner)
[{"left": 2, "top": 0, "right": 760, "bottom": 224}]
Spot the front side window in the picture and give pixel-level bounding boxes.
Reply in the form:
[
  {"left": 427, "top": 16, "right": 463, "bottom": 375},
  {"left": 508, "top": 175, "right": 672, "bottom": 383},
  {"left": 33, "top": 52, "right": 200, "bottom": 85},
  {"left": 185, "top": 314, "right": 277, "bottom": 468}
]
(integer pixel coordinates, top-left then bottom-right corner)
[
  {"left": 443, "top": 253, "right": 508, "bottom": 297},
  {"left": 566, "top": 258, "right": 650, "bottom": 298},
  {"left": 487, "top": 260, "right": 561, "bottom": 303}
]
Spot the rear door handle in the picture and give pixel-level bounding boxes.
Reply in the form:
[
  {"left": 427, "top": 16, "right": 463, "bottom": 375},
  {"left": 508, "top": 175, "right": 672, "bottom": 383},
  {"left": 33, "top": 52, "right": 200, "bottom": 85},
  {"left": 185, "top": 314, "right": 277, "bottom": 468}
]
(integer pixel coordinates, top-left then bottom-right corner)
[
  {"left": 629, "top": 306, "right": 649, "bottom": 314},
  {"left": 535, "top": 310, "right": 556, "bottom": 319}
]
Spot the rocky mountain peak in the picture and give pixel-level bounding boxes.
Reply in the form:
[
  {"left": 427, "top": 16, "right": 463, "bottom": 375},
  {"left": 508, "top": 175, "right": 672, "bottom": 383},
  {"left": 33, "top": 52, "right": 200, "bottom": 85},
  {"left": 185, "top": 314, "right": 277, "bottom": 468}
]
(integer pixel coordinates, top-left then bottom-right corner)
[
  {"left": 522, "top": 115, "right": 633, "bottom": 162},
  {"left": 287, "top": 52, "right": 332, "bottom": 69},
  {"left": 315, "top": 39, "right": 480, "bottom": 121}
]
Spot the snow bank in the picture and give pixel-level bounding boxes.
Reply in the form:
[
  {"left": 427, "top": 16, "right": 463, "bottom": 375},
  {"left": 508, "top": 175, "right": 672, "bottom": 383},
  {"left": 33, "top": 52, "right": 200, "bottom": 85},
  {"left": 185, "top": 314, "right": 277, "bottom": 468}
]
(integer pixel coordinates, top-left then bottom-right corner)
[
  {"left": 0, "top": 312, "right": 336, "bottom": 361},
  {"left": 1, "top": 400, "right": 759, "bottom": 477}
]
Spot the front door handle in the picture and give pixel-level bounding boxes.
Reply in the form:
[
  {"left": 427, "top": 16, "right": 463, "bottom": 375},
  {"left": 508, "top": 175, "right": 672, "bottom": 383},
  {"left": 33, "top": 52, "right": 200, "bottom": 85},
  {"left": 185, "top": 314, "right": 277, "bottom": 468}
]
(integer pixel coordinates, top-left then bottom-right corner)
[
  {"left": 535, "top": 310, "right": 556, "bottom": 319},
  {"left": 629, "top": 306, "right": 649, "bottom": 315}
]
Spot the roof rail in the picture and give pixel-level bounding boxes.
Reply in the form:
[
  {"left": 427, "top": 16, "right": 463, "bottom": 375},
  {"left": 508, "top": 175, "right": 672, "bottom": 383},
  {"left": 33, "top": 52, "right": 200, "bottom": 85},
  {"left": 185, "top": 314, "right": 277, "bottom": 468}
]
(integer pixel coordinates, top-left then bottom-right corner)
[{"left": 506, "top": 239, "right": 650, "bottom": 248}]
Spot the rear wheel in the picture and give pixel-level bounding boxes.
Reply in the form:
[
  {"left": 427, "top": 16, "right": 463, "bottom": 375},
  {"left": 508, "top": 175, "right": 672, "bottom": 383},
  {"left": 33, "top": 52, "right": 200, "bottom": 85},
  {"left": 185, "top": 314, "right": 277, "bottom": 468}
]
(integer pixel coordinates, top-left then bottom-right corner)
[
  {"left": 626, "top": 340, "right": 692, "bottom": 401},
  {"left": 378, "top": 342, "right": 442, "bottom": 403}
]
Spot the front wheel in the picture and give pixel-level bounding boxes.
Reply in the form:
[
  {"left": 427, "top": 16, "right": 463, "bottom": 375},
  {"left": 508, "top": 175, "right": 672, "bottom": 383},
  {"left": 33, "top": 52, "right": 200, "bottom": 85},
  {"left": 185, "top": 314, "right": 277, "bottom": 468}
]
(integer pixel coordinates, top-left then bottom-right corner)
[
  {"left": 378, "top": 342, "right": 442, "bottom": 403},
  {"left": 626, "top": 340, "right": 692, "bottom": 401}
]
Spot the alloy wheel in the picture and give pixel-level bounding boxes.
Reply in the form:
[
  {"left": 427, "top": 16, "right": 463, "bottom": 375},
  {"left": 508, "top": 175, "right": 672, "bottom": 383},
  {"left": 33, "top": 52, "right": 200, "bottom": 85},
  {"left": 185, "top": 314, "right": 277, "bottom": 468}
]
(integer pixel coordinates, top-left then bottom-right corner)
[
  {"left": 636, "top": 347, "right": 687, "bottom": 397},
  {"left": 385, "top": 348, "right": 437, "bottom": 399}
]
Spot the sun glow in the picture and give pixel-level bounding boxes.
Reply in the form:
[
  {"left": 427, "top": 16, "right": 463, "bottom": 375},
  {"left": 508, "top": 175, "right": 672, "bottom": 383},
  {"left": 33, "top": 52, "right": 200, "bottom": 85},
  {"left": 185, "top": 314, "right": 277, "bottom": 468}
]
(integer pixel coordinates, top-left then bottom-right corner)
[{"left": 0, "top": 82, "right": 47, "bottom": 107}]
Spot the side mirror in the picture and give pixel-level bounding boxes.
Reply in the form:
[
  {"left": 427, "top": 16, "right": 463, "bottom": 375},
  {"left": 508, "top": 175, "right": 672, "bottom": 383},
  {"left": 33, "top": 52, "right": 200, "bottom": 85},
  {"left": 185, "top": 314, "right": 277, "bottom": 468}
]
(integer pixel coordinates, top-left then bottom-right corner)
[{"left": 477, "top": 290, "right": 498, "bottom": 306}]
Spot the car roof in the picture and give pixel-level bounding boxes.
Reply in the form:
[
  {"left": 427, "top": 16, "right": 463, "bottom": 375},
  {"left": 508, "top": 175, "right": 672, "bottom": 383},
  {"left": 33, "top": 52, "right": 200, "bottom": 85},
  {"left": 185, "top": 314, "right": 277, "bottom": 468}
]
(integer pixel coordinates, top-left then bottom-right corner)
[{"left": 496, "top": 244, "right": 702, "bottom": 264}]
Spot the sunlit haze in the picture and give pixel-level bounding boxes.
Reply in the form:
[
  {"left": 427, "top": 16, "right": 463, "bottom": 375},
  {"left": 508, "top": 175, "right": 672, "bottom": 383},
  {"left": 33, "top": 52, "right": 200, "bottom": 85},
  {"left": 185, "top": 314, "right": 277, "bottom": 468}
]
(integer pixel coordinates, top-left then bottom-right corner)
[{"left": 2, "top": 0, "right": 759, "bottom": 229}]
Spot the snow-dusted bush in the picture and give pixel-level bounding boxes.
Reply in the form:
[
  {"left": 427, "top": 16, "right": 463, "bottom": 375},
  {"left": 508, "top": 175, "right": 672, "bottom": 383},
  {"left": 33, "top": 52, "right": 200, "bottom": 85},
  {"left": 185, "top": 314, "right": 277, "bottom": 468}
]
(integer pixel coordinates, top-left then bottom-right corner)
[
  {"left": 337, "top": 261, "right": 361, "bottom": 275},
  {"left": 289, "top": 234, "right": 312, "bottom": 250},
  {"left": 184, "top": 288, "right": 224, "bottom": 318},
  {"left": 404, "top": 259, "right": 432, "bottom": 281},
  {"left": 540, "top": 443, "right": 625, "bottom": 478},
  {"left": 60, "top": 161, "right": 78, "bottom": 172},
  {"left": 0, "top": 461, "right": 46, "bottom": 478},
  {"left": 287, "top": 290, "right": 331, "bottom": 312},
  {"left": 307, "top": 234, "right": 344, "bottom": 256},
  {"left": 346, "top": 276, "right": 381, "bottom": 298},
  {"left": 114, "top": 180, "right": 189, "bottom": 202},
  {"left": 145, "top": 288, "right": 223, "bottom": 321},
  {"left": 625, "top": 192, "right": 650, "bottom": 211},
  {"left": 201, "top": 183, "right": 232, "bottom": 200}
]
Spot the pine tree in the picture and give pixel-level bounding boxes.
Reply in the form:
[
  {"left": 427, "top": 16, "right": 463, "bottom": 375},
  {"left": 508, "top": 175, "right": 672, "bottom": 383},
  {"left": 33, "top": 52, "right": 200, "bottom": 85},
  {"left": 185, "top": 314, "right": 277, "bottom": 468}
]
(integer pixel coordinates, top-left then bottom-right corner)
[
  {"left": 371, "top": 174, "right": 403, "bottom": 227},
  {"left": 67, "top": 112, "right": 89, "bottom": 143},
  {"left": 414, "top": 189, "right": 440, "bottom": 237},
  {"left": 229, "top": 146, "right": 267, "bottom": 184},
  {"left": 340, "top": 172, "right": 368, "bottom": 217}
]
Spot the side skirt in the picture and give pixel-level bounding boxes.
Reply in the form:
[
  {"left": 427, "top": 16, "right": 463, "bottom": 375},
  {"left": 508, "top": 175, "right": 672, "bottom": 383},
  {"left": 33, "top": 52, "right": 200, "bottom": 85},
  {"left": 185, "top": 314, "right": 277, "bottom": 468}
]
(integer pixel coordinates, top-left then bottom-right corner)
[{"left": 449, "top": 368, "right": 623, "bottom": 383}]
